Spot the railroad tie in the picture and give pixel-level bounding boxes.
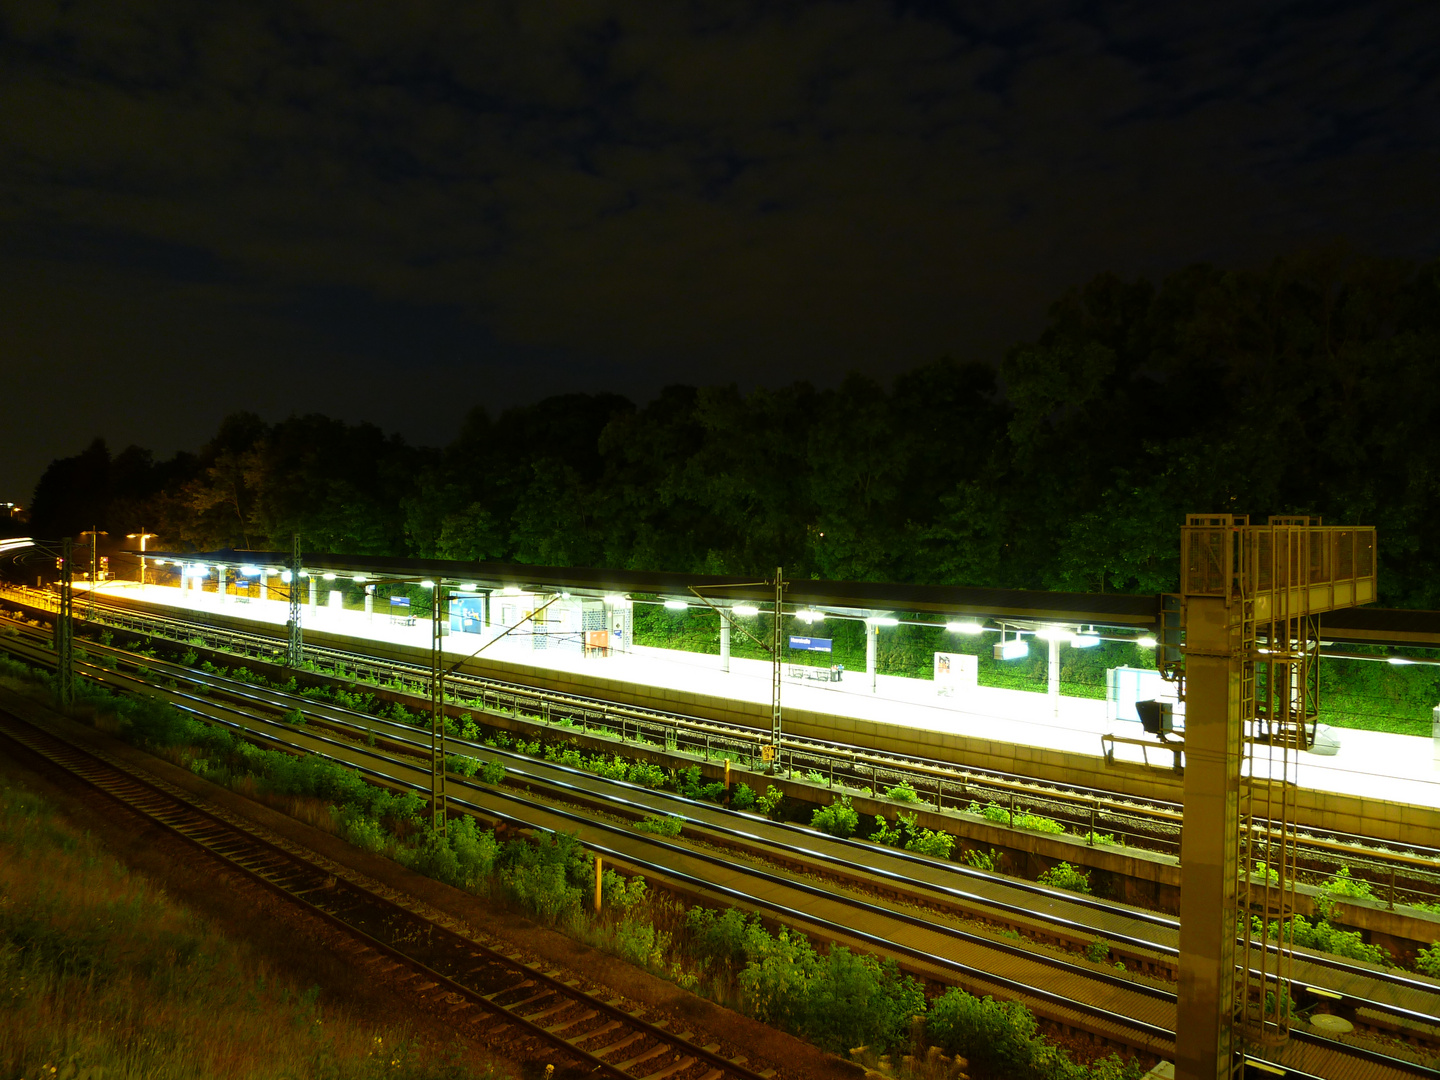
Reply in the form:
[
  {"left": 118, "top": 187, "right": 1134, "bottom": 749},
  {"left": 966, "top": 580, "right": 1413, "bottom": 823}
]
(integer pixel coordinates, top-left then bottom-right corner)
[
  {"left": 545, "top": 1010, "right": 596, "bottom": 1034},
  {"left": 568, "top": 1019, "right": 621, "bottom": 1044},
  {"left": 638, "top": 1056, "right": 695, "bottom": 1080},
  {"left": 611, "top": 1043, "right": 672, "bottom": 1071}
]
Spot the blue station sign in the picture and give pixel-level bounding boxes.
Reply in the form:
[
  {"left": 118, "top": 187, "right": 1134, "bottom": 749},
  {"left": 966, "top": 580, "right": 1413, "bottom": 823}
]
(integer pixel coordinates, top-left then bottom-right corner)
[{"left": 788, "top": 635, "right": 833, "bottom": 653}]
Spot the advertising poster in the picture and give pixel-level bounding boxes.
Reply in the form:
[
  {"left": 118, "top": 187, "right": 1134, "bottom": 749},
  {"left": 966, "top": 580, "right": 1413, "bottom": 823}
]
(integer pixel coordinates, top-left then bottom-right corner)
[{"left": 934, "top": 652, "right": 978, "bottom": 697}]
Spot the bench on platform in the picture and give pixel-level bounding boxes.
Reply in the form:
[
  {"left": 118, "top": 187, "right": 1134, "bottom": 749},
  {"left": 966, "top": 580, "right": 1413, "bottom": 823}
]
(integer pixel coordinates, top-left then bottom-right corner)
[{"left": 788, "top": 663, "right": 843, "bottom": 683}]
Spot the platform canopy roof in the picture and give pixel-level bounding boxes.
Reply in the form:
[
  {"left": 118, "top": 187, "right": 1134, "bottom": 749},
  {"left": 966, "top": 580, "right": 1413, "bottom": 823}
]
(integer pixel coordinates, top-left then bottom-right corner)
[{"left": 128, "top": 547, "right": 1440, "bottom": 647}]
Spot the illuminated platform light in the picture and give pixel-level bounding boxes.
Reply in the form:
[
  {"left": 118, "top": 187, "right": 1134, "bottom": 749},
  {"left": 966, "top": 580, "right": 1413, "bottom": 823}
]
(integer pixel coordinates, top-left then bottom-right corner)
[
  {"left": 459, "top": 582, "right": 477, "bottom": 591},
  {"left": 1035, "top": 625, "right": 1073, "bottom": 644},
  {"left": 419, "top": 580, "right": 436, "bottom": 589},
  {"left": 322, "top": 572, "right": 337, "bottom": 581},
  {"left": 663, "top": 599, "right": 688, "bottom": 610},
  {"left": 1387, "top": 656, "right": 1416, "bottom": 666},
  {"left": 352, "top": 575, "right": 367, "bottom": 583},
  {"left": 1072, "top": 630, "right": 1101, "bottom": 648},
  {"left": 605, "top": 593, "right": 632, "bottom": 606},
  {"left": 946, "top": 620, "right": 985, "bottom": 634},
  {"left": 1137, "top": 635, "right": 1157, "bottom": 648},
  {"left": 502, "top": 586, "right": 523, "bottom": 595},
  {"left": 796, "top": 609, "right": 824, "bottom": 624},
  {"left": 280, "top": 570, "right": 293, "bottom": 583},
  {"left": 239, "top": 564, "right": 260, "bottom": 576},
  {"left": 995, "top": 638, "right": 1029, "bottom": 660},
  {"left": 732, "top": 604, "right": 760, "bottom": 617},
  {"left": 867, "top": 616, "right": 899, "bottom": 627}
]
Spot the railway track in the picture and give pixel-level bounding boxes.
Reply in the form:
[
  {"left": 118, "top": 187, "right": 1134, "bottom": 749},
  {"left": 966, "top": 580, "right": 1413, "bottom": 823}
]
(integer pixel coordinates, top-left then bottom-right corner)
[
  {"left": 4, "top": 625, "right": 1439, "bottom": 1080},
  {"left": 5, "top": 588, "right": 1438, "bottom": 909},
  {"left": 0, "top": 696, "right": 777, "bottom": 1080}
]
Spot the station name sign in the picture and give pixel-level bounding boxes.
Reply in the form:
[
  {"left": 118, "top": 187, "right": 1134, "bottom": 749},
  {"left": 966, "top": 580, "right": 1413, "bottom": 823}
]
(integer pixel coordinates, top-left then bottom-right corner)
[{"left": 788, "top": 635, "right": 833, "bottom": 653}]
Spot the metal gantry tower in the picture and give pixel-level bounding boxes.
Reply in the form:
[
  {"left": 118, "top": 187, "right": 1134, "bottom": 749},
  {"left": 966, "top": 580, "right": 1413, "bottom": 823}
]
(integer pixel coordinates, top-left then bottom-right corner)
[
  {"left": 55, "top": 537, "right": 74, "bottom": 707},
  {"left": 430, "top": 583, "right": 447, "bottom": 834},
  {"left": 286, "top": 534, "right": 303, "bottom": 667},
  {"left": 770, "top": 566, "right": 785, "bottom": 769},
  {"left": 1173, "top": 515, "right": 1376, "bottom": 1080}
]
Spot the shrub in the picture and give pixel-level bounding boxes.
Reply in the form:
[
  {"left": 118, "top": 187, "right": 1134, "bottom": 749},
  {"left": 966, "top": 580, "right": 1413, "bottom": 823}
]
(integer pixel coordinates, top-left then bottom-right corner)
[
  {"left": 600, "top": 869, "right": 647, "bottom": 910},
  {"left": 1038, "top": 862, "right": 1091, "bottom": 894},
  {"left": 480, "top": 759, "right": 507, "bottom": 785},
  {"left": 756, "top": 785, "right": 785, "bottom": 818},
  {"left": 963, "top": 847, "right": 1001, "bottom": 872},
  {"left": 1266, "top": 914, "right": 1391, "bottom": 966},
  {"left": 905, "top": 826, "right": 955, "bottom": 860},
  {"left": 730, "top": 782, "right": 756, "bottom": 810},
  {"left": 635, "top": 815, "right": 685, "bottom": 837},
  {"left": 1085, "top": 938, "right": 1111, "bottom": 963},
  {"left": 1014, "top": 811, "right": 1065, "bottom": 834},
  {"left": 445, "top": 754, "right": 480, "bottom": 778},
  {"left": 1315, "top": 865, "right": 1375, "bottom": 922},
  {"left": 811, "top": 795, "right": 859, "bottom": 838},
  {"left": 1417, "top": 942, "right": 1440, "bottom": 978},
  {"left": 627, "top": 761, "right": 667, "bottom": 788},
  {"left": 685, "top": 906, "right": 752, "bottom": 973},
  {"left": 884, "top": 781, "right": 920, "bottom": 803},
  {"left": 499, "top": 831, "right": 588, "bottom": 922}
]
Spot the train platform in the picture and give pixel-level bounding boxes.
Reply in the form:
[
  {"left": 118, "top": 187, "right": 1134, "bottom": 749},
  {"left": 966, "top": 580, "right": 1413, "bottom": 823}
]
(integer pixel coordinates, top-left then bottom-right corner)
[{"left": 74, "top": 580, "right": 1440, "bottom": 812}]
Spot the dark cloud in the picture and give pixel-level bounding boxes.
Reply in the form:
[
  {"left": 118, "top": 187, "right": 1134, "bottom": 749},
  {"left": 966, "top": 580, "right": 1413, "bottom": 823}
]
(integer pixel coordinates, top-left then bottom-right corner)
[{"left": 2, "top": 0, "right": 1437, "bottom": 502}]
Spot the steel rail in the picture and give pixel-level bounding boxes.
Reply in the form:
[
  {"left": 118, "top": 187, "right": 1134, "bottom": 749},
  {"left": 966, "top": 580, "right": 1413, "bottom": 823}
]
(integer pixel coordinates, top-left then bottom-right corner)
[
  {"left": 4, "top": 619, "right": 1440, "bottom": 1011},
  {"left": 4, "top": 633, "right": 1437, "bottom": 1078},
  {"left": 0, "top": 702, "right": 775, "bottom": 1080}
]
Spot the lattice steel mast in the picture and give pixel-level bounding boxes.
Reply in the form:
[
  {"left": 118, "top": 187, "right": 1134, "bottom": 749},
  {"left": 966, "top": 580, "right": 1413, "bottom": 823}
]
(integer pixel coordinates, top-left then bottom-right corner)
[
  {"left": 286, "top": 534, "right": 303, "bottom": 667},
  {"left": 430, "top": 582, "right": 447, "bottom": 835},
  {"left": 1172, "top": 515, "right": 1376, "bottom": 1080}
]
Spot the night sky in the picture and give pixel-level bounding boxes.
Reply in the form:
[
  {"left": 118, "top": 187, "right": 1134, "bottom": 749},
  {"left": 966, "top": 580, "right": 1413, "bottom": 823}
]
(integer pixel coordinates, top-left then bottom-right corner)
[{"left": 3, "top": 0, "right": 1438, "bottom": 505}]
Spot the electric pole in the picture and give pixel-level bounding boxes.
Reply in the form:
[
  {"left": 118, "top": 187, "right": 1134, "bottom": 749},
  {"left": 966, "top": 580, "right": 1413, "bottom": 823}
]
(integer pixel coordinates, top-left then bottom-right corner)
[{"left": 286, "top": 534, "right": 303, "bottom": 667}]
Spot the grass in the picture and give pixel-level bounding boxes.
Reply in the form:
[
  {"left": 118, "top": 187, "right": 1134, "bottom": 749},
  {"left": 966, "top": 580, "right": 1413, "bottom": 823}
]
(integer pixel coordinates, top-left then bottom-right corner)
[{"left": 0, "top": 775, "right": 504, "bottom": 1080}]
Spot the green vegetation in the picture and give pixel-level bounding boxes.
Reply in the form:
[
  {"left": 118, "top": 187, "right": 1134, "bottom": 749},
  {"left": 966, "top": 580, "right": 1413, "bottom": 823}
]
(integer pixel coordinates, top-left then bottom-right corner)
[
  {"left": 1037, "top": 862, "right": 1092, "bottom": 894},
  {"left": 635, "top": 815, "right": 685, "bottom": 837},
  {"left": 870, "top": 812, "right": 956, "bottom": 859},
  {"left": 1417, "top": 942, "right": 1440, "bottom": 978},
  {"left": 926, "top": 986, "right": 1141, "bottom": 1080},
  {"left": 0, "top": 776, "right": 502, "bottom": 1080},
  {"left": 810, "top": 795, "right": 860, "bottom": 838}
]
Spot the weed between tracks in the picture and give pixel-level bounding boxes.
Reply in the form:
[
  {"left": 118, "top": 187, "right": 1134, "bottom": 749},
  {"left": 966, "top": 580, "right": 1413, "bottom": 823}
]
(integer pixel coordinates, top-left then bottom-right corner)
[{"left": 0, "top": 773, "right": 504, "bottom": 1080}]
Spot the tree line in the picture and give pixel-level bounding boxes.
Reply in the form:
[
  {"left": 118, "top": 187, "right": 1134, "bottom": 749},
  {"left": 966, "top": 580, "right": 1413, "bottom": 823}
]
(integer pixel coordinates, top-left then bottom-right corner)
[{"left": 26, "top": 248, "right": 1440, "bottom": 608}]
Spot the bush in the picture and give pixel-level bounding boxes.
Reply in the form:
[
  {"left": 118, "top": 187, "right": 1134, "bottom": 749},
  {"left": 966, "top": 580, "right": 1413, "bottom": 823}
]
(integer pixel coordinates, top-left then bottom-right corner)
[
  {"left": 964, "top": 847, "right": 1002, "bottom": 872},
  {"left": 730, "top": 782, "right": 756, "bottom": 810},
  {"left": 1085, "top": 938, "right": 1111, "bottom": 963},
  {"left": 685, "top": 906, "right": 752, "bottom": 973},
  {"left": 1315, "top": 866, "right": 1377, "bottom": 923},
  {"left": 884, "top": 781, "right": 920, "bottom": 803},
  {"left": 445, "top": 754, "right": 480, "bottom": 778},
  {"left": 635, "top": 815, "right": 685, "bottom": 837},
  {"left": 480, "top": 759, "right": 507, "bottom": 785},
  {"left": 756, "top": 785, "right": 785, "bottom": 818},
  {"left": 1417, "top": 941, "right": 1440, "bottom": 978},
  {"left": 499, "top": 832, "right": 589, "bottom": 922},
  {"left": 1037, "top": 862, "right": 1091, "bottom": 894},
  {"left": 811, "top": 795, "right": 859, "bottom": 838},
  {"left": 905, "top": 826, "right": 955, "bottom": 860}
]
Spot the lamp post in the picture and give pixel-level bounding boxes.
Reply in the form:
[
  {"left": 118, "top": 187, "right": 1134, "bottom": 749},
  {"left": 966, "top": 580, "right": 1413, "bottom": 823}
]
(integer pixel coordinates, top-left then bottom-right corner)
[{"left": 126, "top": 531, "right": 157, "bottom": 586}]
